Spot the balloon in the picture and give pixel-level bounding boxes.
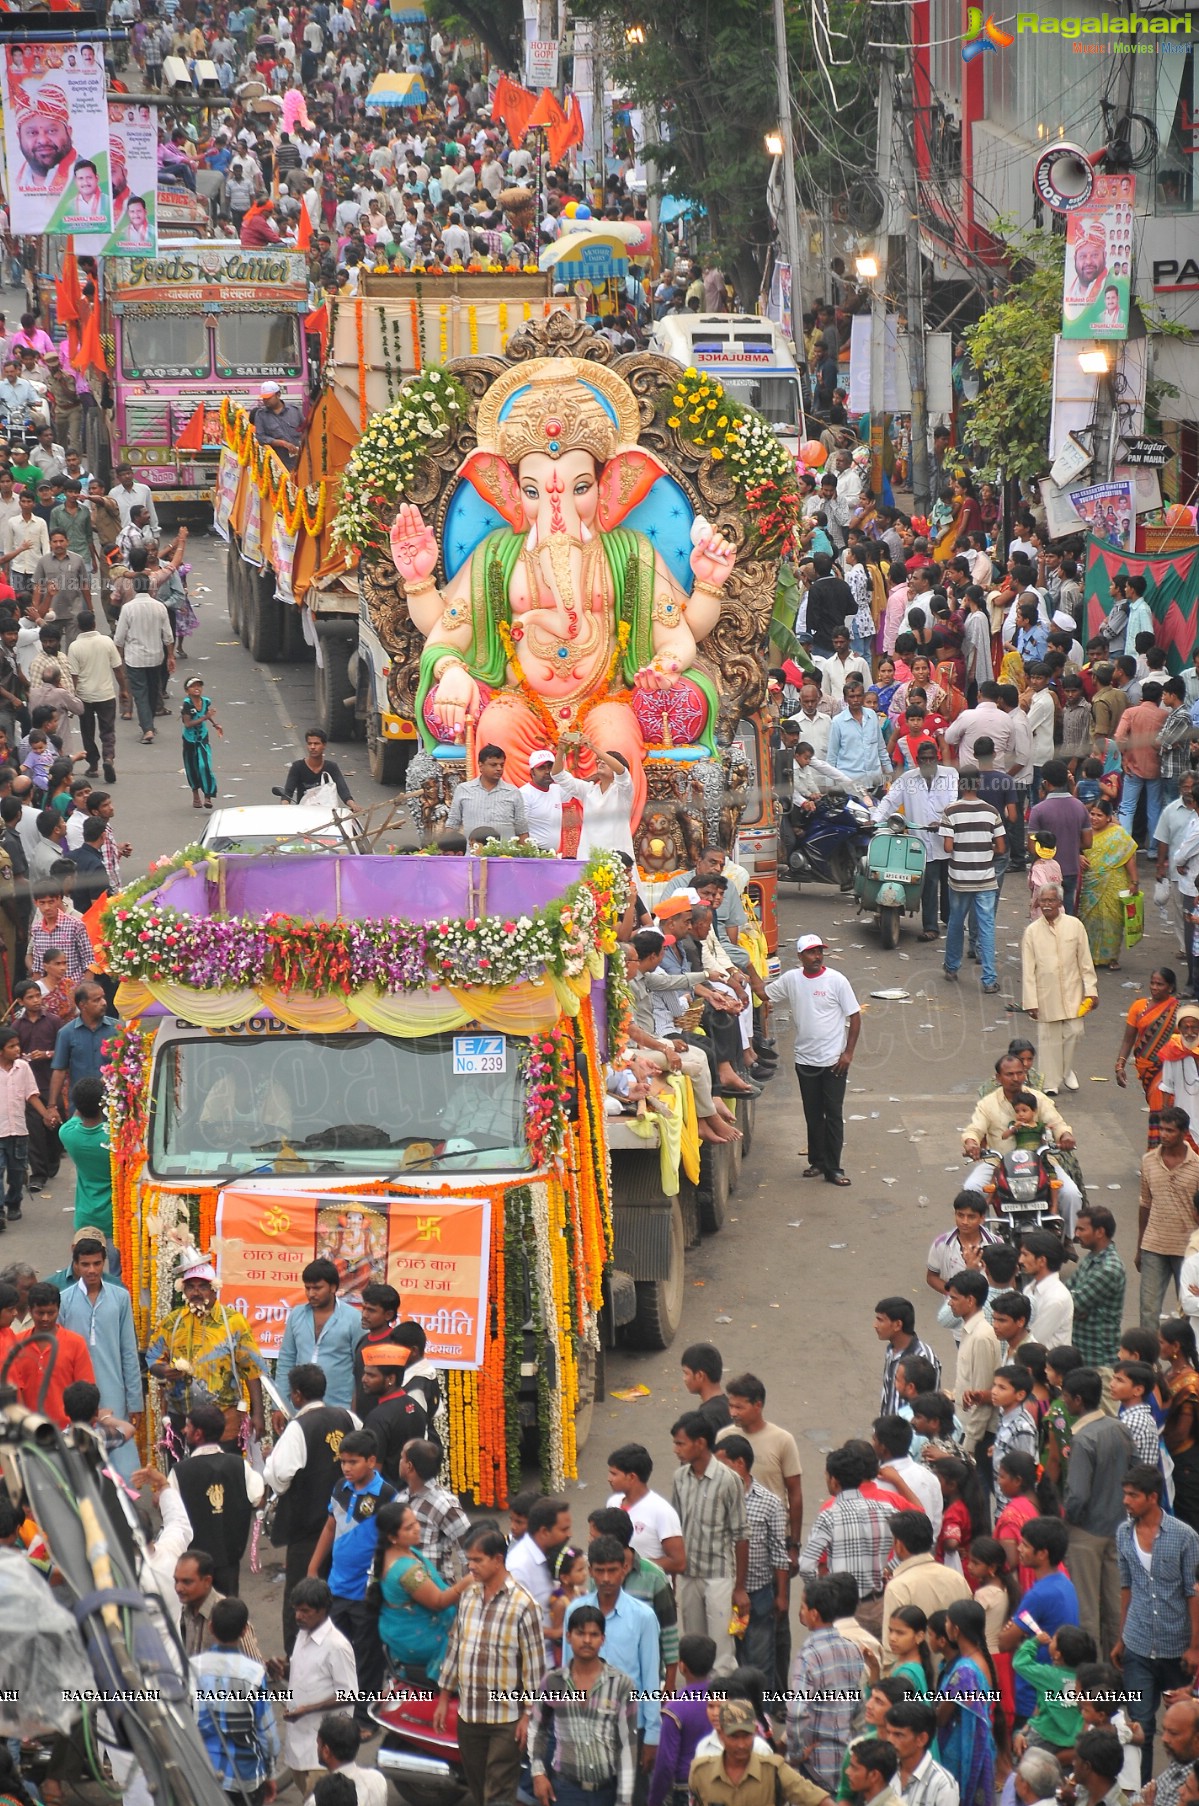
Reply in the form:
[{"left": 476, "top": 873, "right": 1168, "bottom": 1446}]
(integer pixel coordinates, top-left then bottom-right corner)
[
  {"left": 575, "top": 203, "right": 591, "bottom": 219},
  {"left": 563, "top": 200, "right": 578, "bottom": 218},
  {"left": 800, "top": 440, "right": 826, "bottom": 467},
  {"left": 1166, "top": 503, "right": 1194, "bottom": 528}
]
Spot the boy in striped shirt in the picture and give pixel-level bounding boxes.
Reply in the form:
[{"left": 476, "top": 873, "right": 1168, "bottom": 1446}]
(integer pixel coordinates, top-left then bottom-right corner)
[{"left": 941, "top": 770, "right": 1006, "bottom": 993}]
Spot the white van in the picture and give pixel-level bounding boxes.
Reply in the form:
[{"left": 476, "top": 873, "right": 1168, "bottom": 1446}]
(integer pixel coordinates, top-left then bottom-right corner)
[{"left": 648, "top": 314, "right": 807, "bottom": 459}]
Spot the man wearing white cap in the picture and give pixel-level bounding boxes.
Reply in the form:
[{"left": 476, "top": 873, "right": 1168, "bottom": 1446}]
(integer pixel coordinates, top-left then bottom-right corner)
[
  {"left": 765, "top": 934, "right": 861, "bottom": 1185},
  {"left": 251, "top": 381, "right": 304, "bottom": 460},
  {"left": 519, "top": 748, "right": 563, "bottom": 853}
]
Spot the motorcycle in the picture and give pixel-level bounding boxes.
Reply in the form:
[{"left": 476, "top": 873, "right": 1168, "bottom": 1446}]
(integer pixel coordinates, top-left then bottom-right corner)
[
  {"left": 778, "top": 794, "right": 873, "bottom": 891},
  {"left": 978, "top": 1142, "right": 1067, "bottom": 1247},
  {"left": 373, "top": 1682, "right": 465, "bottom": 1806}
]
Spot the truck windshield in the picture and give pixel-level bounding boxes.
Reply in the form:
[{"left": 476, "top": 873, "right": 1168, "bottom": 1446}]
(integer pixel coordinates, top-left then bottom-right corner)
[
  {"left": 149, "top": 1030, "right": 531, "bottom": 1178},
  {"left": 719, "top": 376, "right": 802, "bottom": 433},
  {"left": 121, "top": 312, "right": 210, "bottom": 378},
  {"left": 214, "top": 311, "right": 301, "bottom": 377}
]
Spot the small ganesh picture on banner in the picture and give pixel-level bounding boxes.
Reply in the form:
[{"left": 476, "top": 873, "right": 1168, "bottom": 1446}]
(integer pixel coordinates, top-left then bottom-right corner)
[{"left": 316, "top": 1202, "right": 388, "bottom": 1302}]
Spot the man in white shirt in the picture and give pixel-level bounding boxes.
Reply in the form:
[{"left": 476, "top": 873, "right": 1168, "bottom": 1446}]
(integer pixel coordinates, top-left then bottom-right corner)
[
  {"left": 441, "top": 212, "right": 471, "bottom": 263},
  {"left": 505, "top": 1495, "right": 572, "bottom": 1659},
  {"left": 872, "top": 751, "right": 958, "bottom": 941},
  {"left": 280, "top": 1580, "right": 359, "bottom": 1801},
  {"left": 108, "top": 464, "right": 160, "bottom": 536},
  {"left": 606, "top": 1443, "right": 686, "bottom": 1572},
  {"left": 872, "top": 1415, "right": 942, "bottom": 1537},
  {"left": 1018, "top": 1232, "right": 1074, "bottom": 1348},
  {"left": 787, "top": 683, "right": 834, "bottom": 761},
  {"left": 765, "top": 933, "right": 861, "bottom": 1187},
  {"left": 818, "top": 628, "right": 872, "bottom": 704},
  {"left": 518, "top": 749, "right": 563, "bottom": 852},
  {"left": 1023, "top": 663, "right": 1057, "bottom": 791}
]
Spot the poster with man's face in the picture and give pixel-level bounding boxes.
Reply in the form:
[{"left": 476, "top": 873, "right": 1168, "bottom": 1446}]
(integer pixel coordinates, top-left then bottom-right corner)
[
  {"left": 1061, "top": 173, "right": 1135, "bottom": 343},
  {"left": 74, "top": 102, "right": 157, "bottom": 257},
  {"left": 2, "top": 43, "right": 112, "bottom": 235}
]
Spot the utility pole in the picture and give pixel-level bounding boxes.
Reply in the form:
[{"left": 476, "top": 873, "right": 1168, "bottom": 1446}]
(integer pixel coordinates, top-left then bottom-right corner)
[
  {"left": 897, "top": 30, "right": 930, "bottom": 513},
  {"left": 770, "top": 0, "right": 804, "bottom": 345},
  {"left": 868, "top": 45, "right": 895, "bottom": 496}
]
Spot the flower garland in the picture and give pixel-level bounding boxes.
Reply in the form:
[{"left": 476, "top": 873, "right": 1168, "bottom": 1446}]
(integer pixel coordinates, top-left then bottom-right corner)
[
  {"left": 659, "top": 367, "right": 802, "bottom": 556},
  {"left": 103, "top": 1019, "right": 155, "bottom": 1324},
  {"left": 331, "top": 368, "right": 468, "bottom": 561},
  {"left": 220, "top": 400, "right": 326, "bottom": 537},
  {"left": 409, "top": 297, "right": 422, "bottom": 374},
  {"left": 103, "top": 850, "right": 630, "bottom": 997},
  {"left": 496, "top": 619, "right": 632, "bottom": 747},
  {"left": 523, "top": 1024, "right": 571, "bottom": 1168},
  {"left": 355, "top": 296, "right": 368, "bottom": 433}
]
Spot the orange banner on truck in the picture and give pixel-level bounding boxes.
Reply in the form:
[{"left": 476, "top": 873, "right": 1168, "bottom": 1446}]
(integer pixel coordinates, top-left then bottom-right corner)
[{"left": 214, "top": 1184, "right": 492, "bottom": 1367}]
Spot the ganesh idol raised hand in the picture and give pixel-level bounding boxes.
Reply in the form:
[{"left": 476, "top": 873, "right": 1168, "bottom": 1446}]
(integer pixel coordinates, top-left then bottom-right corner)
[{"left": 387, "top": 356, "right": 737, "bottom": 821}]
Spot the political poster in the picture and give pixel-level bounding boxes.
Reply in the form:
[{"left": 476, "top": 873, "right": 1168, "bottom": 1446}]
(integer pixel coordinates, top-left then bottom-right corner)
[
  {"left": 212, "top": 446, "right": 240, "bottom": 543},
  {"left": 214, "top": 1184, "right": 492, "bottom": 1365},
  {"left": 1067, "top": 479, "right": 1134, "bottom": 552},
  {"left": 75, "top": 101, "right": 157, "bottom": 257},
  {"left": 1062, "top": 172, "right": 1135, "bottom": 341},
  {"left": 1, "top": 43, "right": 112, "bottom": 236}
]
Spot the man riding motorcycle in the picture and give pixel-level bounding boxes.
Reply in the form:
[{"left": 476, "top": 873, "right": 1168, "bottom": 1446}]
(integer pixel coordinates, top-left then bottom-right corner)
[{"left": 961, "top": 1051, "right": 1083, "bottom": 1233}]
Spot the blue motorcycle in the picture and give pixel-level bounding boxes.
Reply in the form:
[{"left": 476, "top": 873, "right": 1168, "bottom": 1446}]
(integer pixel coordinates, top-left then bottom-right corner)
[{"left": 779, "top": 794, "right": 873, "bottom": 891}]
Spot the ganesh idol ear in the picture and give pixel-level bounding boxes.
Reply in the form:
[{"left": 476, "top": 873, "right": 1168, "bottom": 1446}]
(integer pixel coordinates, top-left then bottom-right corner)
[
  {"left": 457, "top": 451, "right": 526, "bottom": 530},
  {"left": 595, "top": 448, "right": 669, "bottom": 530}
]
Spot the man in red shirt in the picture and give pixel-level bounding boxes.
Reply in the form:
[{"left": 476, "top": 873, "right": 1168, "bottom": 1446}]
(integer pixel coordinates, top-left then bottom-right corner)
[
  {"left": 239, "top": 199, "right": 282, "bottom": 248},
  {"left": 9, "top": 1281, "right": 94, "bottom": 1425}
]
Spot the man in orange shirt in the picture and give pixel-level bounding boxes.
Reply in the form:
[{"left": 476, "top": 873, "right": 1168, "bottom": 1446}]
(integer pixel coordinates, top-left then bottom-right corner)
[{"left": 8, "top": 1280, "right": 94, "bottom": 1426}]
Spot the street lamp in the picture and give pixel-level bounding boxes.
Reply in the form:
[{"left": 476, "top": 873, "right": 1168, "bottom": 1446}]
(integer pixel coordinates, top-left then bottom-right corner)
[
  {"left": 764, "top": 130, "right": 784, "bottom": 157},
  {"left": 1078, "top": 348, "right": 1110, "bottom": 374},
  {"left": 855, "top": 253, "right": 879, "bottom": 281},
  {"left": 625, "top": 23, "right": 647, "bottom": 44}
]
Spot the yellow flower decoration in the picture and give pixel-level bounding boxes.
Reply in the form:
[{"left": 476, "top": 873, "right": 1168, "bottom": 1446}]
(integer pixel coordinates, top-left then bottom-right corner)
[
  {"left": 717, "top": 415, "right": 728, "bottom": 427},
  {"left": 667, "top": 417, "right": 681, "bottom": 428},
  {"left": 711, "top": 448, "right": 725, "bottom": 460},
  {"left": 688, "top": 411, "right": 702, "bottom": 423}
]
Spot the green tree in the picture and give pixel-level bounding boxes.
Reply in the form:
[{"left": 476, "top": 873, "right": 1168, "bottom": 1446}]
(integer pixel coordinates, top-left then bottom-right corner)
[
  {"left": 430, "top": 2, "right": 524, "bottom": 73},
  {"left": 962, "top": 235, "right": 1065, "bottom": 482}
]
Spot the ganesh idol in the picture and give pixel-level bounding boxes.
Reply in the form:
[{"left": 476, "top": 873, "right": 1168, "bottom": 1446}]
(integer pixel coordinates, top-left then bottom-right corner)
[{"left": 387, "top": 355, "right": 736, "bottom": 822}]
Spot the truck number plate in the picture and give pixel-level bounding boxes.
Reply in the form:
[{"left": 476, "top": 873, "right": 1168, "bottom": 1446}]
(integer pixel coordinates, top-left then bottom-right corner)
[{"left": 453, "top": 1035, "right": 506, "bottom": 1074}]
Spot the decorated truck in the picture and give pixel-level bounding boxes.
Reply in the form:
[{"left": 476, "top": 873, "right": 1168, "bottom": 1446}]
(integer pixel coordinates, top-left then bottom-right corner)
[
  {"left": 215, "top": 272, "right": 582, "bottom": 732},
  {"left": 101, "top": 844, "right": 735, "bottom": 1498}
]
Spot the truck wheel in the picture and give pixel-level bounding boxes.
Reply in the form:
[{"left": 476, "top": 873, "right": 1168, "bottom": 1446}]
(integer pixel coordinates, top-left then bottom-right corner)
[
  {"left": 878, "top": 904, "right": 900, "bottom": 950},
  {"left": 226, "top": 546, "right": 241, "bottom": 634},
  {"left": 246, "top": 571, "right": 283, "bottom": 663},
  {"left": 737, "top": 1095, "right": 756, "bottom": 1156},
  {"left": 628, "top": 1197, "right": 685, "bottom": 1349},
  {"left": 281, "top": 602, "right": 311, "bottom": 663},
  {"left": 366, "top": 711, "right": 409, "bottom": 789},
  {"left": 698, "top": 1142, "right": 731, "bottom": 1234},
  {"left": 573, "top": 1341, "right": 604, "bottom": 1453},
  {"left": 313, "top": 630, "right": 356, "bottom": 741}
]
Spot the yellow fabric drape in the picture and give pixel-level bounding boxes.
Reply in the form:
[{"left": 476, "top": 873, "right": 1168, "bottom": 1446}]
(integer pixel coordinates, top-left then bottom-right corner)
[
  {"left": 259, "top": 986, "right": 359, "bottom": 1032},
  {"left": 144, "top": 981, "right": 262, "bottom": 1026},
  {"left": 136, "top": 979, "right": 568, "bottom": 1035}
]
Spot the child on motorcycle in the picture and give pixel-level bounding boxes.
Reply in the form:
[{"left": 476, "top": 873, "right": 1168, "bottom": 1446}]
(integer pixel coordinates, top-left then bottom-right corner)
[{"left": 1001, "top": 1092, "right": 1054, "bottom": 1153}]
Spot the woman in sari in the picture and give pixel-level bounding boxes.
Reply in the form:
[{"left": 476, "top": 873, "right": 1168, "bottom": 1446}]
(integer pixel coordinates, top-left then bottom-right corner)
[
  {"left": 373, "top": 1502, "right": 469, "bottom": 1680},
  {"left": 998, "top": 646, "right": 1027, "bottom": 695},
  {"left": 935, "top": 661, "right": 969, "bottom": 734},
  {"left": 1079, "top": 798, "right": 1138, "bottom": 970},
  {"left": 1116, "top": 966, "right": 1179, "bottom": 1145},
  {"left": 931, "top": 484, "right": 959, "bottom": 564},
  {"left": 937, "top": 1600, "right": 1000, "bottom": 1806},
  {"left": 979, "top": 484, "right": 1001, "bottom": 534},
  {"left": 1161, "top": 1319, "right": 1199, "bottom": 1457},
  {"left": 889, "top": 654, "right": 949, "bottom": 724},
  {"left": 953, "top": 478, "right": 985, "bottom": 550}
]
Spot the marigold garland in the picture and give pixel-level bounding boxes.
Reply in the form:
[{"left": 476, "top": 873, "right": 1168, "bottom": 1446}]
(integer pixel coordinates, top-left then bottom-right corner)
[
  {"left": 220, "top": 401, "right": 326, "bottom": 537},
  {"left": 355, "top": 298, "right": 368, "bottom": 433}
]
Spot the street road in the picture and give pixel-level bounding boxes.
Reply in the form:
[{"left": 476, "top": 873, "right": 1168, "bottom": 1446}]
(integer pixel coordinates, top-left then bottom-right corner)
[{"left": 12, "top": 521, "right": 1165, "bottom": 1685}]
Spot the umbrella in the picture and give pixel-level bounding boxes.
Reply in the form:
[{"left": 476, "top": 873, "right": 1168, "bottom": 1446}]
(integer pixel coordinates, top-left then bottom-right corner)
[
  {"left": 364, "top": 70, "right": 428, "bottom": 109},
  {"left": 539, "top": 226, "right": 642, "bottom": 284}
]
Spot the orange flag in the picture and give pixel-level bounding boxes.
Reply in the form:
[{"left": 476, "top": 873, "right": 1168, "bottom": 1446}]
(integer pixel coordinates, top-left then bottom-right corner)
[
  {"left": 495, "top": 75, "right": 536, "bottom": 144},
  {"left": 296, "top": 198, "right": 313, "bottom": 250},
  {"left": 526, "top": 87, "right": 564, "bottom": 135},
  {"left": 56, "top": 240, "right": 83, "bottom": 325},
  {"left": 547, "top": 94, "right": 583, "bottom": 164},
  {"left": 174, "top": 402, "right": 206, "bottom": 452},
  {"left": 72, "top": 300, "right": 105, "bottom": 375},
  {"left": 304, "top": 302, "right": 329, "bottom": 365}
]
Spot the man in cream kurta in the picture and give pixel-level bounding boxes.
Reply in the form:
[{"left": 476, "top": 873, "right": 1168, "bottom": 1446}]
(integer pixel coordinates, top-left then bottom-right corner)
[{"left": 1021, "top": 884, "right": 1099, "bottom": 1095}]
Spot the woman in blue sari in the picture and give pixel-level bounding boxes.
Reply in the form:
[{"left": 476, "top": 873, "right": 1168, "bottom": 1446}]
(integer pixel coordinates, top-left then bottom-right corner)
[
  {"left": 373, "top": 1501, "right": 469, "bottom": 1681},
  {"left": 936, "top": 1599, "right": 999, "bottom": 1806}
]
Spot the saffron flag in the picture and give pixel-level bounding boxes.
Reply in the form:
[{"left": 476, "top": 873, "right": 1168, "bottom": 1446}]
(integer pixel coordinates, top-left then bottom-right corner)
[
  {"left": 296, "top": 197, "right": 313, "bottom": 250},
  {"left": 1083, "top": 536, "right": 1199, "bottom": 669},
  {"left": 174, "top": 402, "right": 206, "bottom": 452},
  {"left": 72, "top": 300, "right": 104, "bottom": 375},
  {"left": 55, "top": 240, "right": 83, "bottom": 324},
  {"left": 547, "top": 94, "right": 583, "bottom": 165},
  {"left": 525, "top": 87, "right": 564, "bottom": 136}
]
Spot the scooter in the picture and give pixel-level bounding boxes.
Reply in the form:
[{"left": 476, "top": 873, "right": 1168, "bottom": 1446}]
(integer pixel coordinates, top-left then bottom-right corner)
[
  {"left": 373, "top": 1682, "right": 466, "bottom": 1806},
  {"left": 779, "top": 794, "right": 873, "bottom": 890},
  {"left": 854, "top": 817, "right": 928, "bottom": 950},
  {"left": 979, "top": 1142, "right": 1066, "bottom": 1248}
]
